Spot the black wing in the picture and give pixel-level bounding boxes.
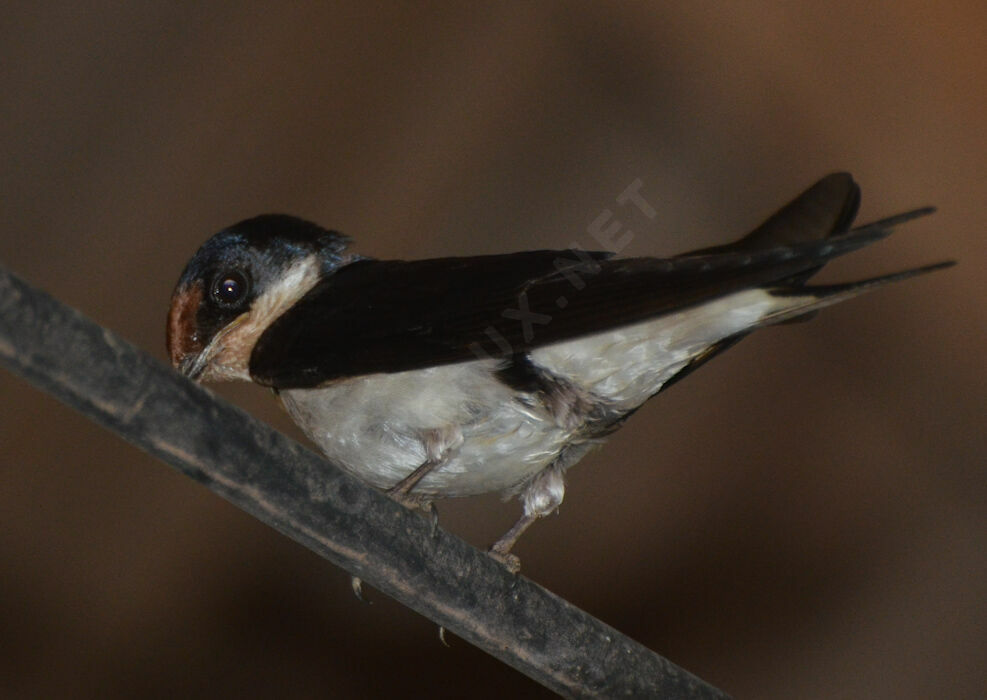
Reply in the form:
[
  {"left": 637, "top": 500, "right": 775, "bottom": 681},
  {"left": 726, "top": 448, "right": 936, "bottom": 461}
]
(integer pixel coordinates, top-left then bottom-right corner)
[{"left": 249, "top": 174, "right": 931, "bottom": 388}]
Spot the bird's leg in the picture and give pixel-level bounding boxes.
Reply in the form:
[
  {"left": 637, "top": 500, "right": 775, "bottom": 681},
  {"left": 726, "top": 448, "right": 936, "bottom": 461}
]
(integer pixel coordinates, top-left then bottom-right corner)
[
  {"left": 488, "top": 461, "right": 568, "bottom": 573},
  {"left": 386, "top": 427, "right": 461, "bottom": 532},
  {"left": 386, "top": 459, "right": 440, "bottom": 534},
  {"left": 351, "top": 459, "right": 442, "bottom": 601},
  {"left": 489, "top": 513, "right": 538, "bottom": 573},
  {"left": 387, "top": 458, "right": 439, "bottom": 501},
  {"left": 386, "top": 426, "right": 457, "bottom": 503}
]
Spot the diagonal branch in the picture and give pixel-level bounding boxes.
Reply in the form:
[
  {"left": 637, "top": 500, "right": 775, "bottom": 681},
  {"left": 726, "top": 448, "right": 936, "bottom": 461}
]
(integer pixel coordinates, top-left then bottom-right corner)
[{"left": 0, "top": 261, "right": 729, "bottom": 699}]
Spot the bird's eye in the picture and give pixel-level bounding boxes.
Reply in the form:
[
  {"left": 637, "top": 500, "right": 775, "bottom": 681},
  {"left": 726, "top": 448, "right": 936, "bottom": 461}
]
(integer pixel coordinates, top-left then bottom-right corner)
[{"left": 212, "top": 270, "right": 250, "bottom": 307}]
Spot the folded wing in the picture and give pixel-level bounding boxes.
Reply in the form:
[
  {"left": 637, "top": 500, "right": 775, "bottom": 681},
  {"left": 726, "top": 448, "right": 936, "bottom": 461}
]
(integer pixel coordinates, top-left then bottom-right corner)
[{"left": 250, "top": 174, "right": 939, "bottom": 388}]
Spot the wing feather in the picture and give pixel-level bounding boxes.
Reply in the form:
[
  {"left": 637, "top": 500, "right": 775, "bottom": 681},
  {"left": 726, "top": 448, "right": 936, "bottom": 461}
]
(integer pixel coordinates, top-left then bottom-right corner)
[{"left": 249, "top": 175, "right": 933, "bottom": 388}]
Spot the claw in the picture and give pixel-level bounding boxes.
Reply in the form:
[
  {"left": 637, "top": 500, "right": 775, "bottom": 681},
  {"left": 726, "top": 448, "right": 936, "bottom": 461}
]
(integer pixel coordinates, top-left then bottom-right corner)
[
  {"left": 351, "top": 575, "right": 371, "bottom": 603},
  {"left": 425, "top": 501, "right": 441, "bottom": 537}
]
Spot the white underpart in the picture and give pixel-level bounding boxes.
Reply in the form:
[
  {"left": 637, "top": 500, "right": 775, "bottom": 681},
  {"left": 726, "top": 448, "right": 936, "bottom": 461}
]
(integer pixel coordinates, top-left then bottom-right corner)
[
  {"left": 531, "top": 288, "right": 782, "bottom": 409},
  {"left": 281, "top": 287, "right": 798, "bottom": 502},
  {"left": 282, "top": 359, "right": 569, "bottom": 497}
]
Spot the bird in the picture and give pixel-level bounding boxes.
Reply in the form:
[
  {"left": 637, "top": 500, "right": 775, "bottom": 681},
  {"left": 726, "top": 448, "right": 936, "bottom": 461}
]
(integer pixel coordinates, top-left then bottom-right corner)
[{"left": 166, "top": 173, "right": 952, "bottom": 571}]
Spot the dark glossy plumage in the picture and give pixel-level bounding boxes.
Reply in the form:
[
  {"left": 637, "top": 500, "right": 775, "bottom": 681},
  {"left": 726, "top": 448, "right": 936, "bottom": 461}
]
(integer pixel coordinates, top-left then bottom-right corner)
[{"left": 247, "top": 174, "right": 931, "bottom": 388}]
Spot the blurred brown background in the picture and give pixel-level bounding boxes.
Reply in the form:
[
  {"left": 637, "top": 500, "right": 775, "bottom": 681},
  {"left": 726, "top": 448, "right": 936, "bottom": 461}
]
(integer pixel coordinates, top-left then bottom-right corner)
[{"left": 1, "top": 2, "right": 984, "bottom": 698}]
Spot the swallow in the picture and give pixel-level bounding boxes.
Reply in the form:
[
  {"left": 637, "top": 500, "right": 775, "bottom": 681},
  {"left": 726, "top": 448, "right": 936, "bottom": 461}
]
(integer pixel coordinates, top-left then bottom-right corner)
[{"left": 167, "top": 173, "right": 952, "bottom": 571}]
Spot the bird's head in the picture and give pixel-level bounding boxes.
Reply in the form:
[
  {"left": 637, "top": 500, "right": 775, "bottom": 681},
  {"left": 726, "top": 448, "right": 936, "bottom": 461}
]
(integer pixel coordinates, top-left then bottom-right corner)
[{"left": 166, "top": 214, "right": 350, "bottom": 382}]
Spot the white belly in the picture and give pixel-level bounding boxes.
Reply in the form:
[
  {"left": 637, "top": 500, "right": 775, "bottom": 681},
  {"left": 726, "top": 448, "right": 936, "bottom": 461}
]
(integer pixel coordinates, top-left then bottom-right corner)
[
  {"left": 280, "top": 288, "right": 786, "bottom": 497},
  {"left": 281, "top": 360, "right": 573, "bottom": 497}
]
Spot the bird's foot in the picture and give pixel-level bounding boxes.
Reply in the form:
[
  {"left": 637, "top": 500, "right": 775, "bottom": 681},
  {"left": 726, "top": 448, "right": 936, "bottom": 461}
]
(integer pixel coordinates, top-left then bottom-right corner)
[
  {"left": 487, "top": 544, "right": 521, "bottom": 574},
  {"left": 385, "top": 486, "right": 440, "bottom": 536},
  {"left": 486, "top": 511, "right": 537, "bottom": 573},
  {"left": 386, "top": 483, "right": 427, "bottom": 508}
]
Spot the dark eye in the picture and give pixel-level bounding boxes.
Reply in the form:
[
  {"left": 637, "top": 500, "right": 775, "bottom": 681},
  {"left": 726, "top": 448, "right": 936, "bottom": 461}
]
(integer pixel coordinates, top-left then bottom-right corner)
[{"left": 211, "top": 270, "right": 250, "bottom": 307}]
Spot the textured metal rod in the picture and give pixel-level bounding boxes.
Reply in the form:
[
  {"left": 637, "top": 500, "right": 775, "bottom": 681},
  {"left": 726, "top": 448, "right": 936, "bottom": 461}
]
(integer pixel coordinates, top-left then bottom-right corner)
[{"left": 0, "top": 261, "right": 728, "bottom": 699}]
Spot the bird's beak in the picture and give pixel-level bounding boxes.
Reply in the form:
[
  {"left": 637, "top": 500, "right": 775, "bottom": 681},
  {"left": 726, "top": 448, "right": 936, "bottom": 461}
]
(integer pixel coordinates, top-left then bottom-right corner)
[
  {"left": 177, "top": 353, "right": 206, "bottom": 381},
  {"left": 167, "top": 282, "right": 205, "bottom": 380}
]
